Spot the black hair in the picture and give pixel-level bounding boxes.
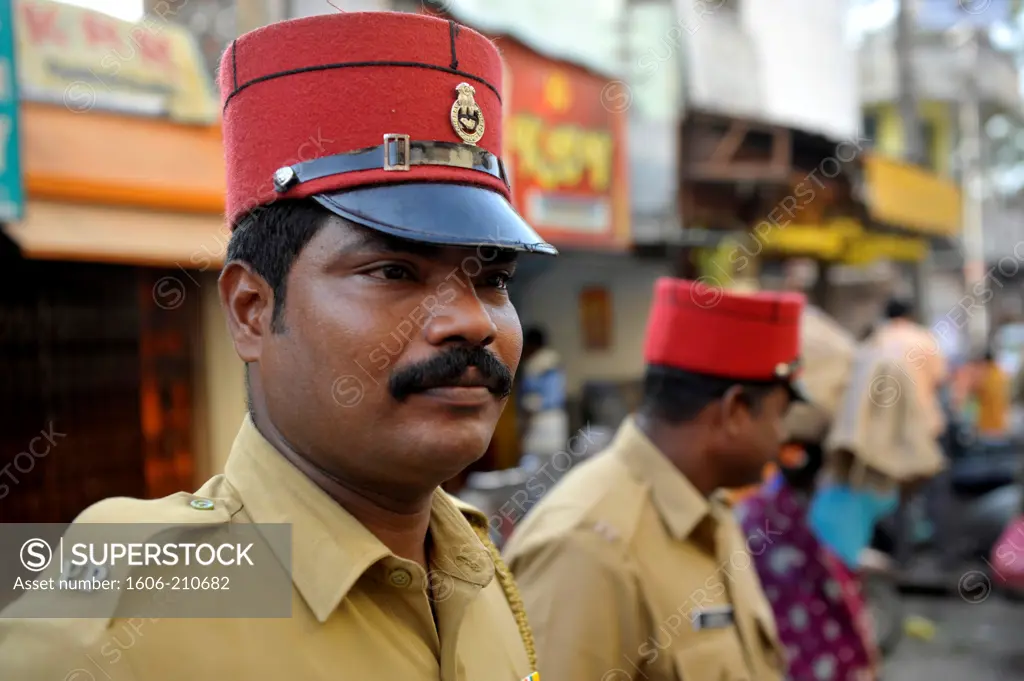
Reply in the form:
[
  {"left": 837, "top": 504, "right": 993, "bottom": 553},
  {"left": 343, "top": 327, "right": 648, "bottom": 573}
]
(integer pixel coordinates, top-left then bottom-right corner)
[
  {"left": 778, "top": 441, "right": 824, "bottom": 491},
  {"left": 883, "top": 298, "right": 911, "bottom": 320},
  {"left": 225, "top": 199, "right": 332, "bottom": 332},
  {"left": 524, "top": 326, "right": 547, "bottom": 348},
  {"left": 638, "top": 364, "right": 779, "bottom": 425}
]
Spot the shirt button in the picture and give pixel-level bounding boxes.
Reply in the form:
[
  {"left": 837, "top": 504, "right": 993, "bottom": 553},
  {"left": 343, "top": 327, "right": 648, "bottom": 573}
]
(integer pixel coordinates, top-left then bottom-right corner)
[{"left": 389, "top": 568, "right": 412, "bottom": 588}]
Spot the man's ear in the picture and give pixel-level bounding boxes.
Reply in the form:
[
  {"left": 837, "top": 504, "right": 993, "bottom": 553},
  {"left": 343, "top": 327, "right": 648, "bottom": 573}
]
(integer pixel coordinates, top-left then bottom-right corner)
[
  {"left": 218, "top": 261, "right": 274, "bottom": 363},
  {"left": 719, "top": 384, "right": 750, "bottom": 436}
]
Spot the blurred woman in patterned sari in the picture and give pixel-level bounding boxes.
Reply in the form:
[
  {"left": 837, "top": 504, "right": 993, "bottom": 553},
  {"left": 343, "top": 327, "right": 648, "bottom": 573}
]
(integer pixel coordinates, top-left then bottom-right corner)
[{"left": 736, "top": 443, "right": 880, "bottom": 681}]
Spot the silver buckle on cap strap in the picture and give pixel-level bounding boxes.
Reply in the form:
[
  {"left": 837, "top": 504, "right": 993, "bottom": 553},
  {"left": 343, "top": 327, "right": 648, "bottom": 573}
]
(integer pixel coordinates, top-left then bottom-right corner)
[{"left": 383, "top": 134, "right": 411, "bottom": 172}]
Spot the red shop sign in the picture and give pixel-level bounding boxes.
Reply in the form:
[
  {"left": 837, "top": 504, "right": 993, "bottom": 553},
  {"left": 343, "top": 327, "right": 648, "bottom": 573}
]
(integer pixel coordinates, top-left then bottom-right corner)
[{"left": 499, "top": 40, "right": 630, "bottom": 250}]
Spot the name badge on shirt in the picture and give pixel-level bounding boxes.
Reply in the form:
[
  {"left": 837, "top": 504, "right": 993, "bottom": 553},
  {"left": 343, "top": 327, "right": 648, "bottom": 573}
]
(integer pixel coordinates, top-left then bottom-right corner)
[{"left": 692, "top": 605, "right": 735, "bottom": 631}]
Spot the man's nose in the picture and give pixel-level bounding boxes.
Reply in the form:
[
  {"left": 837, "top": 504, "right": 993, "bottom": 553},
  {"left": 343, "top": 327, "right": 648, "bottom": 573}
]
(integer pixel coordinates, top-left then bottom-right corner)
[{"left": 422, "top": 285, "right": 498, "bottom": 348}]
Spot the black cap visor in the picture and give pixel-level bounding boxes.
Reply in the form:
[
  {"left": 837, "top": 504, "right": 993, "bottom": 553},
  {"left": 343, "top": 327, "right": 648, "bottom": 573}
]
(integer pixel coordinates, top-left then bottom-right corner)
[{"left": 313, "top": 182, "right": 558, "bottom": 255}]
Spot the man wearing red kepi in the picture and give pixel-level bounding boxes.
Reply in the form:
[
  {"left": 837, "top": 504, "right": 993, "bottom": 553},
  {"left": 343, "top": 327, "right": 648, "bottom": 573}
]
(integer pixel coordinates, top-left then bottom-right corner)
[
  {"left": 0, "top": 12, "right": 552, "bottom": 681},
  {"left": 505, "top": 277, "right": 801, "bottom": 681}
]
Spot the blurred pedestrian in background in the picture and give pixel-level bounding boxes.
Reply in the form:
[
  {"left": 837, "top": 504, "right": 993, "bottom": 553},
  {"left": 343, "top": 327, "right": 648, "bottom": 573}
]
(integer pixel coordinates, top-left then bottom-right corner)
[
  {"left": 870, "top": 297, "right": 951, "bottom": 568},
  {"left": 871, "top": 298, "right": 949, "bottom": 446},
  {"left": 505, "top": 278, "right": 802, "bottom": 681},
  {"left": 517, "top": 326, "right": 569, "bottom": 463},
  {"left": 966, "top": 348, "right": 1011, "bottom": 443}
]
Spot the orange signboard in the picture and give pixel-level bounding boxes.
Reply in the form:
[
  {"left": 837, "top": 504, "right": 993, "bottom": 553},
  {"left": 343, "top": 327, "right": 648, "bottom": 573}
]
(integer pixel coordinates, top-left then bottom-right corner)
[{"left": 500, "top": 40, "right": 630, "bottom": 250}]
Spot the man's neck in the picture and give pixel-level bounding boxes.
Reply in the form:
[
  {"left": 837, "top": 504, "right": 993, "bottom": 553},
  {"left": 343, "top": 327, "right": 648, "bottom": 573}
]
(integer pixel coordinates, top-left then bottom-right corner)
[
  {"left": 251, "top": 409, "right": 434, "bottom": 568},
  {"left": 316, "top": 480, "right": 434, "bottom": 568},
  {"left": 635, "top": 413, "right": 718, "bottom": 498}
]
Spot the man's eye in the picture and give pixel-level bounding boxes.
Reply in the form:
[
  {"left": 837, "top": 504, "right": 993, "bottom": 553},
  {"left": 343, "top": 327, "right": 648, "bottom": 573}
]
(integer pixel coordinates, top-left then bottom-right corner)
[
  {"left": 370, "top": 264, "right": 414, "bottom": 281},
  {"left": 485, "top": 271, "right": 515, "bottom": 290}
]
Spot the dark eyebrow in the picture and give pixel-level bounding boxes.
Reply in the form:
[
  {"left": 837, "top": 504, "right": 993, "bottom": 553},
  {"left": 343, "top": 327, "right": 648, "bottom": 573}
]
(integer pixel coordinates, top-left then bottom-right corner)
[
  {"left": 344, "top": 230, "right": 443, "bottom": 257},
  {"left": 342, "top": 230, "right": 519, "bottom": 265}
]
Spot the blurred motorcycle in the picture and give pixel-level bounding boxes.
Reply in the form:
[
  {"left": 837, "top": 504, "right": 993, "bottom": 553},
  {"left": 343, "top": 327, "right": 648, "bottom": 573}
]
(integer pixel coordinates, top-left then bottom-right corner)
[{"left": 870, "top": 408, "right": 1023, "bottom": 591}]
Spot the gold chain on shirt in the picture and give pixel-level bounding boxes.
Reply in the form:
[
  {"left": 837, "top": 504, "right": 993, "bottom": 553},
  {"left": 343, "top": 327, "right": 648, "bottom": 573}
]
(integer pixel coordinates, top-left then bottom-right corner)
[{"left": 470, "top": 523, "right": 537, "bottom": 672}]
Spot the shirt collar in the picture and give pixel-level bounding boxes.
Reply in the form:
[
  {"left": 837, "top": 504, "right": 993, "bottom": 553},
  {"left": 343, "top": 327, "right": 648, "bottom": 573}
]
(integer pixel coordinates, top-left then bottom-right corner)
[
  {"left": 224, "top": 415, "right": 494, "bottom": 623},
  {"left": 610, "top": 415, "right": 711, "bottom": 540}
]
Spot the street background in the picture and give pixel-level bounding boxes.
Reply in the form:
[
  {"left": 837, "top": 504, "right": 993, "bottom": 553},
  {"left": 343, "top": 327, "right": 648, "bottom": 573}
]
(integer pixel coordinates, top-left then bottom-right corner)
[
  {"left": 886, "top": 594, "right": 1024, "bottom": 680},
  {"left": 1, "top": 0, "right": 1024, "bottom": 678}
]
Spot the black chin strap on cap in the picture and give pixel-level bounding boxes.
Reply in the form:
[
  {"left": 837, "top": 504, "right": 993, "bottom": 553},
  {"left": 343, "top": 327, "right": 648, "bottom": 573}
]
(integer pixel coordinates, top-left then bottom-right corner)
[{"left": 272, "top": 134, "right": 510, "bottom": 193}]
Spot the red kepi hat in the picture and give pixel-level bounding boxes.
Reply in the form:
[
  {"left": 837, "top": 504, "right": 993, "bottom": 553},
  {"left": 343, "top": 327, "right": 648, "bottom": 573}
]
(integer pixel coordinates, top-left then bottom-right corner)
[
  {"left": 218, "top": 12, "right": 556, "bottom": 255},
  {"left": 642, "top": 278, "right": 809, "bottom": 401}
]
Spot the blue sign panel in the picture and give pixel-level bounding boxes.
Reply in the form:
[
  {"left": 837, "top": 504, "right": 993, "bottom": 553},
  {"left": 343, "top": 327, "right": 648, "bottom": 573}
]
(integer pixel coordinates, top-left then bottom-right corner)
[{"left": 0, "top": 0, "right": 22, "bottom": 222}]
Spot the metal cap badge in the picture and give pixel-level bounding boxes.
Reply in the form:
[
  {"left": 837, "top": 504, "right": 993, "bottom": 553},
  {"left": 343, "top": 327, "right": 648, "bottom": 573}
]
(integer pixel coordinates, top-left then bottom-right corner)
[{"left": 451, "top": 82, "right": 485, "bottom": 145}]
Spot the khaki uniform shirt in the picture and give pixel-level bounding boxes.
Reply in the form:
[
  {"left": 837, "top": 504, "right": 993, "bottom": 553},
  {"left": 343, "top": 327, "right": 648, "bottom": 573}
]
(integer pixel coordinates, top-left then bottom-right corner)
[
  {"left": 504, "top": 417, "right": 785, "bottom": 681},
  {"left": 0, "top": 416, "right": 535, "bottom": 681}
]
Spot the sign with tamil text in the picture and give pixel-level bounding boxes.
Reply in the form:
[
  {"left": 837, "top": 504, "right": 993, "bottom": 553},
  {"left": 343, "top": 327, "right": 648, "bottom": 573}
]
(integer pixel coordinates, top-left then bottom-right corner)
[
  {"left": 501, "top": 39, "right": 630, "bottom": 249},
  {"left": 15, "top": 0, "right": 218, "bottom": 124}
]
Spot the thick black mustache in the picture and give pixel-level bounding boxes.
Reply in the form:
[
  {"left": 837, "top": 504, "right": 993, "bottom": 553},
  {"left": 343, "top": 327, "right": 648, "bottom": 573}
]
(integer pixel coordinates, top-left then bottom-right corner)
[{"left": 389, "top": 345, "right": 514, "bottom": 401}]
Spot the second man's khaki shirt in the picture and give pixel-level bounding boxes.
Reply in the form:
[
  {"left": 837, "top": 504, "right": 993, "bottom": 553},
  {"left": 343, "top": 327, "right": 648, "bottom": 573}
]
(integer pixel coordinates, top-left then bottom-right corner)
[{"left": 505, "top": 416, "right": 785, "bottom": 681}]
